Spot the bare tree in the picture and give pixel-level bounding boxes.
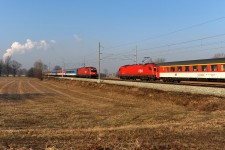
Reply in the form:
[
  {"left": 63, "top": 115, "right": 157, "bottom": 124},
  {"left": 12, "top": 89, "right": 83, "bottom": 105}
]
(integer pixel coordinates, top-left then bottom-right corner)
[
  {"left": 17, "top": 68, "right": 27, "bottom": 77},
  {"left": 42, "top": 64, "right": 48, "bottom": 72},
  {"left": 34, "top": 60, "right": 44, "bottom": 70},
  {"left": 103, "top": 68, "right": 108, "bottom": 77},
  {"left": 27, "top": 67, "right": 34, "bottom": 77},
  {"left": 4, "top": 56, "right": 11, "bottom": 77},
  {"left": 54, "top": 65, "right": 62, "bottom": 70},
  {"left": 33, "top": 60, "right": 47, "bottom": 79},
  {"left": 213, "top": 53, "right": 225, "bottom": 58},
  {"left": 0, "top": 60, "right": 3, "bottom": 76},
  {"left": 11, "top": 60, "right": 22, "bottom": 77}
]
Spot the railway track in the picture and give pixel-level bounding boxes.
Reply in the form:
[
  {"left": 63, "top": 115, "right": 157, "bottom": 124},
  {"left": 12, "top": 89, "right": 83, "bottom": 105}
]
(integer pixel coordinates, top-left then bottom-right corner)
[{"left": 103, "top": 77, "right": 225, "bottom": 88}]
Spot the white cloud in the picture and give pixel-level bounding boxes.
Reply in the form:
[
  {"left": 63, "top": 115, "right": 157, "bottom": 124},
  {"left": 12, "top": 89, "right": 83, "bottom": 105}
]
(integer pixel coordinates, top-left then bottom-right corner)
[
  {"left": 50, "top": 40, "right": 56, "bottom": 43},
  {"left": 3, "top": 39, "right": 53, "bottom": 62},
  {"left": 73, "top": 34, "right": 82, "bottom": 42}
]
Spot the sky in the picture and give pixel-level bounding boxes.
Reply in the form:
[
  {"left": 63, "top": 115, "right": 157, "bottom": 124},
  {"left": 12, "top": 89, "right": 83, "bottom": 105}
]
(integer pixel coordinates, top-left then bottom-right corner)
[{"left": 1, "top": 0, "right": 225, "bottom": 73}]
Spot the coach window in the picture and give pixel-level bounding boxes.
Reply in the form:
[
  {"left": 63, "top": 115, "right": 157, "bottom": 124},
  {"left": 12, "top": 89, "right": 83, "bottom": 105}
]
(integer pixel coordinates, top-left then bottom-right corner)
[
  {"left": 170, "top": 67, "right": 175, "bottom": 72},
  {"left": 177, "top": 66, "right": 182, "bottom": 72},
  {"left": 211, "top": 65, "right": 218, "bottom": 71},
  {"left": 192, "top": 66, "right": 198, "bottom": 72},
  {"left": 201, "top": 65, "right": 207, "bottom": 71},
  {"left": 165, "top": 67, "right": 169, "bottom": 72},
  {"left": 221, "top": 65, "right": 225, "bottom": 71},
  {"left": 164, "top": 67, "right": 167, "bottom": 72},
  {"left": 148, "top": 67, "right": 152, "bottom": 71},
  {"left": 185, "top": 66, "right": 190, "bottom": 72}
]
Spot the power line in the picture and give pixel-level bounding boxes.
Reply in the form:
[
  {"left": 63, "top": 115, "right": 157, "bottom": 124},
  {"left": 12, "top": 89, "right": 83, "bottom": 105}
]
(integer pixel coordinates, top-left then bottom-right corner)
[
  {"left": 151, "top": 45, "right": 225, "bottom": 59},
  {"left": 101, "top": 39, "right": 225, "bottom": 64},
  {"left": 140, "top": 33, "right": 225, "bottom": 52},
  {"left": 103, "top": 33, "right": 225, "bottom": 59},
  {"left": 83, "top": 38, "right": 224, "bottom": 67},
  {"left": 104, "top": 16, "right": 225, "bottom": 50}
]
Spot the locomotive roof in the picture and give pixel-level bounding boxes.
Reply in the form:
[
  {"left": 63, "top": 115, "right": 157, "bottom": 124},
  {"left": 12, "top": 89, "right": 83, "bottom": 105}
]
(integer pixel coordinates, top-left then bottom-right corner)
[
  {"left": 77, "top": 67, "right": 96, "bottom": 69},
  {"left": 157, "top": 58, "right": 225, "bottom": 66},
  {"left": 66, "top": 69, "right": 77, "bottom": 70},
  {"left": 122, "top": 63, "right": 155, "bottom": 67}
]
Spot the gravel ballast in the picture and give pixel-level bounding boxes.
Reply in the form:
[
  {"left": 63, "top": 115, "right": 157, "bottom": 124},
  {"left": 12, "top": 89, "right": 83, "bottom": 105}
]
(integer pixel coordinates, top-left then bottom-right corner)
[{"left": 60, "top": 77, "right": 225, "bottom": 97}]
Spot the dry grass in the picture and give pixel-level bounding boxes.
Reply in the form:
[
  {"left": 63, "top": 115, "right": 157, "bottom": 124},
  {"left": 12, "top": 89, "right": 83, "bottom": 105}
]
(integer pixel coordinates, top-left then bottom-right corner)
[{"left": 0, "top": 77, "right": 225, "bottom": 149}]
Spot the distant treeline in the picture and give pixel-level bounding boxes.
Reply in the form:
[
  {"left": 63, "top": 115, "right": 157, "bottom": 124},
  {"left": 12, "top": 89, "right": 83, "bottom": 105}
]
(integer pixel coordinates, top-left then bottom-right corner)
[{"left": 0, "top": 57, "right": 47, "bottom": 79}]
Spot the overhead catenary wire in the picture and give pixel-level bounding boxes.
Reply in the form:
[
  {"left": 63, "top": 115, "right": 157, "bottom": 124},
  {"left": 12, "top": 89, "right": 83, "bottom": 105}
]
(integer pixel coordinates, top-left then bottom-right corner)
[
  {"left": 102, "top": 33, "right": 225, "bottom": 60},
  {"left": 71, "top": 38, "right": 225, "bottom": 68},
  {"left": 99, "top": 40, "right": 225, "bottom": 63},
  {"left": 103, "top": 16, "right": 225, "bottom": 51},
  {"left": 151, "top": 46, "right": 225, "bottom": 59},
  {"left": 99, "top": 45, "right": 225, "bottom": 63},
  {"left": 138, "top": 40, "right": 225, "bottom": 56}
]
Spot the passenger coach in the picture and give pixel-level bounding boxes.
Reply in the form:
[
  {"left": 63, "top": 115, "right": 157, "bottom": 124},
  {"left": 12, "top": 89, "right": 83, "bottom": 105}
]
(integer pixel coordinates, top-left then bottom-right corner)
[
  {"left": 45, "top": 67, "right": 98, "bottom": 78},
  {"left": 157, "top": 58, "right": 225, "bottom": 82}
]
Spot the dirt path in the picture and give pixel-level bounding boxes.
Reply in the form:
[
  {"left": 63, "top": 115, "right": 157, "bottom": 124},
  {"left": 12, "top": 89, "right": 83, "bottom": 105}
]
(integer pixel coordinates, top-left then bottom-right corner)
[{"left": 0, "top": 77, "right": 225, "bottom": 149}]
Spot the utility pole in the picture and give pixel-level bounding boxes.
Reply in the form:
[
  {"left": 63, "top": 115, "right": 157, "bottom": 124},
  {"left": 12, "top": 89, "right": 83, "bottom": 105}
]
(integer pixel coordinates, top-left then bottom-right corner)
[
  {"left": 135, "top": 45, "right": 138, "bottom": 64},
  {"left": 48, "top": 62, "right": 51, "bottom": 72},
  {"left": 134, "top": 45, "right": 138, "bottom": 64},
  {"left": 62, "top": 58, "right": 65, "bottom": 78},
  {"left": 98, "top": 42, "right": 101, "bottom": 81},
  {"left": 83, "top": 57, "right": 85, "bottom": 67},
  {"left": 48, "top": 62, "right": 51, "bottom": 77}
]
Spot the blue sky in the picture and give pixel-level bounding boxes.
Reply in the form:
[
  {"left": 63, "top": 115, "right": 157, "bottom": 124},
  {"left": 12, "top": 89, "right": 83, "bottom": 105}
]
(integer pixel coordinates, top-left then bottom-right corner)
[{"left": 1, "top": 0, "right": 225, "bottom": 73}]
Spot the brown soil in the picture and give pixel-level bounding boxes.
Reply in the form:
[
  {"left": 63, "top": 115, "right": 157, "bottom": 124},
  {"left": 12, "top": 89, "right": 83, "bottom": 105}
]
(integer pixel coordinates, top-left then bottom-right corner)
[{"left": 0, "top": 77, "right": 225, "bottom": 149}]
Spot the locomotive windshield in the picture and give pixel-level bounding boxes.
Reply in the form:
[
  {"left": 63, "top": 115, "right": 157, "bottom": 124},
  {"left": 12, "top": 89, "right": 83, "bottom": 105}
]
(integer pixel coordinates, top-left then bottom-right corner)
[{"left": 91, "top": 69, "right": 97, "bottom": 72}]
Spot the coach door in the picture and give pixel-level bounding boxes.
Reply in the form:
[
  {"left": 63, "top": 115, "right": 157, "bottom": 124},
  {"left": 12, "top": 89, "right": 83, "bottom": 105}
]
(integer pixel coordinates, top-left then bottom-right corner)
[{"left": 155, "top": 67, "right": 160, "bottom": 79}]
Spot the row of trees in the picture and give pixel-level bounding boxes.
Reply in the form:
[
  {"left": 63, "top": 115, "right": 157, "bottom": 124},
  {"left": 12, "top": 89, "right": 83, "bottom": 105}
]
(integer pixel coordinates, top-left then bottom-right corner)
[
  {"left": 0, "top": 57, "right": 47, "bottom": 79},
  {"left": 0, "top": 57, "right": 25, "bottom": 77},
  {"left": 27, "top": 60, "right": 47, "bottom": 79},
  {"left": 213, "top": 53, "right": 225, "bottom": 58}
]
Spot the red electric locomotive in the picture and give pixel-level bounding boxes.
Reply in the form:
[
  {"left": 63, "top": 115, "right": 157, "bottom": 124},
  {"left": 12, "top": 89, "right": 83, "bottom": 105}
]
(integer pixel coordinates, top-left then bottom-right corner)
[
  {"left": 77, "top": 67, "right": 98, "bottom": 78},
  {"left": 117, "top": 63, "right": 157, "bottom": 81}
]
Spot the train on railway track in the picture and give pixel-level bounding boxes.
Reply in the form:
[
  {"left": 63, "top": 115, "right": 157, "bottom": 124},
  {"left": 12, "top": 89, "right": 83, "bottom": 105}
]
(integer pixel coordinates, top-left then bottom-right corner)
[
  {"left": 118, "top": 58, "right": 225, "bottom": 82},
  {"left": 46, "top": 58, "right": 225, "bottom": 82},
  {"left": 46, "top": 67, "right": 98, "bottom": 78}
]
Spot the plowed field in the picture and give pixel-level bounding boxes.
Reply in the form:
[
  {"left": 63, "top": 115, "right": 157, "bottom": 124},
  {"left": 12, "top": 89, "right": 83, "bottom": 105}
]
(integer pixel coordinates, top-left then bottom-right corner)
[{"left": 0, "top": 77, "right": 225, "bottom": 149}]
